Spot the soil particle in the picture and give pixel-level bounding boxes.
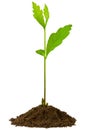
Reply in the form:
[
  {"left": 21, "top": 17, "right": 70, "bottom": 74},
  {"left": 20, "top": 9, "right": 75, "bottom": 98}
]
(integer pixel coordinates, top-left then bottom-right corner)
[{"left": 10, "top": 105, "right": 76, "bottom": 128}]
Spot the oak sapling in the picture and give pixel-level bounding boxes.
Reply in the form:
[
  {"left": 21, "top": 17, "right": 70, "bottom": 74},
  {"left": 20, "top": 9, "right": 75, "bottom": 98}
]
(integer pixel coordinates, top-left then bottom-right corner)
[
  {"left": 10, "top": 2, "right": 76, "bottom": 128},
  {"left": 32, "top": 2, "right": 72, "bottom": 106}
]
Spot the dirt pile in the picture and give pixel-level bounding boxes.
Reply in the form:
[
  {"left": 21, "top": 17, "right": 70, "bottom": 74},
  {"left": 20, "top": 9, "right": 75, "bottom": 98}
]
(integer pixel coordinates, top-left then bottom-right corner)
[{"left": 10, "top": 105, "right": 76, "bottom": 128}]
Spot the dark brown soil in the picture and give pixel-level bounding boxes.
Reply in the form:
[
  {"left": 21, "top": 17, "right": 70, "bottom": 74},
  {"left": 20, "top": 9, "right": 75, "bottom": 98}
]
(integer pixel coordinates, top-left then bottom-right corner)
[{"left": 10, "top": 105, "right": 76, "bottom": 128}]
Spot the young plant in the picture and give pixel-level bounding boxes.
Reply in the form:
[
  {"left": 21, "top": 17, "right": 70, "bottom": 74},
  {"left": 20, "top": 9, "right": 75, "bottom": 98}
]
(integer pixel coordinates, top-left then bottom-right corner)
[{"left": 32, "top": 2, "right": 72, "bottom": 106}]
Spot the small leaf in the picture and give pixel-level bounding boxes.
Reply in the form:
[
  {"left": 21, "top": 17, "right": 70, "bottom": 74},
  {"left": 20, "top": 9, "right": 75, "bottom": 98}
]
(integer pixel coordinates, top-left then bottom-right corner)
[
  {"left": 47, "top": 24, "right": 72, "bottom": 56},
  {"left": 44, "top": 4, "right": 49, "bottom": 24},
  {"left": 32, "top": 2, "right": 45, "bottom": 28},
  {"left": 41, "top": 98, "right": 45, "bottom": 105},
  {"left": 36, "top": 49, "right": 45, "bottom": 56}
]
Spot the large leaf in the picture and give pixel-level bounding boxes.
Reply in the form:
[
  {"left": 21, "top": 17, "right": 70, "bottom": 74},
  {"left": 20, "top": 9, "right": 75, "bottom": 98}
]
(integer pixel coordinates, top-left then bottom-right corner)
[
  {"left": 36, "top": 49, "right": 45, "bottom": 56},
  {"left": 44, "top": 4, "right": 49, "bottom": 24},
  {"left": 32, "top": 2, "right": 45, "bottom": 28},
  {"left": 47, "top": 24, "right": 72, "bottom": 56}
]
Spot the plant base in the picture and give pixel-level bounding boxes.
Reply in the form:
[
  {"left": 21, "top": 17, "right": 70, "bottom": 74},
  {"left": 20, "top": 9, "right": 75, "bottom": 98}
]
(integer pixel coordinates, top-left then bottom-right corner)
[{"left": 10, "top": 105, "right": 76, "bottom": 128}]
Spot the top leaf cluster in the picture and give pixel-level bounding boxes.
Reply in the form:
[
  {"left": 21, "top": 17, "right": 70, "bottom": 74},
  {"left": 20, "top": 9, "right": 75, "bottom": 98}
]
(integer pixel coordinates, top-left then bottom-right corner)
[
  {"left": 32, "top": 2, "right": 49, "bottom": 28},
  {"left": 32, "top": 2, "right": 72, "bottom": 58}
]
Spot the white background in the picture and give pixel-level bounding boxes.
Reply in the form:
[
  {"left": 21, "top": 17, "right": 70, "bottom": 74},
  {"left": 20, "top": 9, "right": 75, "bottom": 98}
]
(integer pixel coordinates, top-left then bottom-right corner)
[{"left": 0, "top": 0, "right": 87, "bottom": 129}]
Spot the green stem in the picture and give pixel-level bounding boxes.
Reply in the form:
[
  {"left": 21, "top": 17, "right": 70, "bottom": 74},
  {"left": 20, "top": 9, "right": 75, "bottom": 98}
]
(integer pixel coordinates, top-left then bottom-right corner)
[{"left": 44, "top": 27, "right": 46, "bottom": 105}]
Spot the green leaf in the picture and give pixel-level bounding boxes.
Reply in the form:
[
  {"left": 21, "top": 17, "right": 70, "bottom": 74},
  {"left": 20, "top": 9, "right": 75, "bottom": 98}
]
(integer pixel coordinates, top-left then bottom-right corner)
[
  {"left": 44, "top": 4, "right": 49, "bottom": 24},
  {"left": 47, "top": 24, "right": 72, "bottom": 56},
  {"left": 36, "top": 49, "right": 45, "bottom": 56},
  {"left": 32, "top": 2, "right": 45, "bottom": 28}
]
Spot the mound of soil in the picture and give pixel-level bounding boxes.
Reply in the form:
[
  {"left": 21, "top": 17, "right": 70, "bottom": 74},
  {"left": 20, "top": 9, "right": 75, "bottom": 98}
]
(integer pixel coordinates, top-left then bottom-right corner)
[{"left": 10, "top": 105, "right": 76, "bottom": 128}]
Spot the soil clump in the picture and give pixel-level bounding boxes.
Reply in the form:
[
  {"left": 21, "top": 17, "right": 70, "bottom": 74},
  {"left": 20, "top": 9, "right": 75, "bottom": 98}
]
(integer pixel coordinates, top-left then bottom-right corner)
[{"left": 10, "top": 105, "right": 76, "bottom": 128}]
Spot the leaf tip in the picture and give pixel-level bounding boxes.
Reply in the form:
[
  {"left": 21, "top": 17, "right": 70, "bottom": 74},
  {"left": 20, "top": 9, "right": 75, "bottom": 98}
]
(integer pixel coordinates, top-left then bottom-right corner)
[
  {"left": 32, "top": 1, "right": 35, "bottom": 7},
  {"left": 68, "top": 24, "right": 72, "bottom": 28}
]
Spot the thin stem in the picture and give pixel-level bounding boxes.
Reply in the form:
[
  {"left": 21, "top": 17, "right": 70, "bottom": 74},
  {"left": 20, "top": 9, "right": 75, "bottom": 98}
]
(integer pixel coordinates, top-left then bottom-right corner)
[{"left": 44, "top": 27, "right": 46, "bottom": 105}]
